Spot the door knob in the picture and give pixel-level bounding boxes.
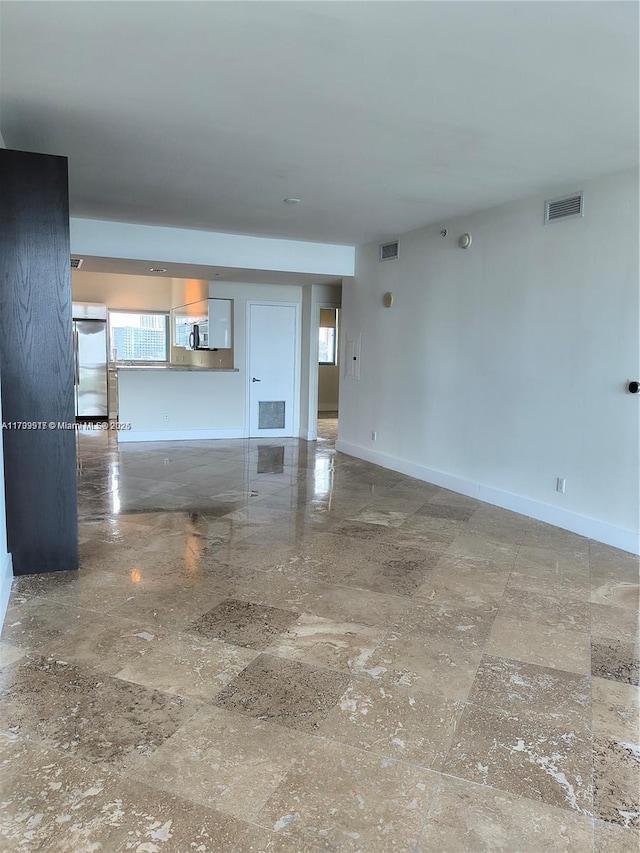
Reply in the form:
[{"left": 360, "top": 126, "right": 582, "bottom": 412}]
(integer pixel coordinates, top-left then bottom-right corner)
[
  {"left": 252, "top": 377, "right": 261, "bottom": 383},
  {"left": 628, "top": 381, "right": 639, "bottom": 394}
]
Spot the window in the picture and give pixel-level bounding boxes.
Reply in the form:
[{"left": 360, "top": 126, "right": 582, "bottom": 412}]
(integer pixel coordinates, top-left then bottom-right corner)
[
  {"left": 318, "top": 307, "right": 338, "bottom": 365},
  {"left": 109, "top": 311, "right": 169, "bottom": 363},
  {"left": 318, "top": 327, "right": 337, "bottom": 365}
]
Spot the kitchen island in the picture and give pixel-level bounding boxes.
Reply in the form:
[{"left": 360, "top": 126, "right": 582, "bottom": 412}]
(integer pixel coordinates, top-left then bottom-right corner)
[{"left": 115, "top": 365, "right": 244, "bottom": 442}]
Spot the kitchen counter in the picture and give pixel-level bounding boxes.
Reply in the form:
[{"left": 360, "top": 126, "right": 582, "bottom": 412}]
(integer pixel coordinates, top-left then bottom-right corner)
[
  {"left": 116, "top": 366, "right": 245, "bottom": 442},
  {"left": 111, "top": 364, "right": 239, "bottom": 372}
]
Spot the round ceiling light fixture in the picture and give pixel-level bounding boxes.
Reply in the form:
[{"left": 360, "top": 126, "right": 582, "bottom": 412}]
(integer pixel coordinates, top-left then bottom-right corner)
[
  {"left": 458, "top": 233, "right": 472, "bottom": 249},
  {"left": 283, "top": 197, "right": 301, "bottom": 205},
  {"left": 149, "top": 267, "right": 168, "bottom": 273}
]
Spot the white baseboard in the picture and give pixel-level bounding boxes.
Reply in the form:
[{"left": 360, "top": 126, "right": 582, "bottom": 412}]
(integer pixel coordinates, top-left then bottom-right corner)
[
  {"left": 335, "top": 439, "right": 640, "bottom": 555},
  {"left": 119, "top": 428, "right": 247, "bottom": 443},
  {"left": 0, "top": 552, "right": 13, "bottom": 632}
]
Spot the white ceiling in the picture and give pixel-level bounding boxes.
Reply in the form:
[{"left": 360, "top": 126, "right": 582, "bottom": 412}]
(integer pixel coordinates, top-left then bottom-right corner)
[{"left": 1, "top": 1, "right": 637, "bottom": 245}]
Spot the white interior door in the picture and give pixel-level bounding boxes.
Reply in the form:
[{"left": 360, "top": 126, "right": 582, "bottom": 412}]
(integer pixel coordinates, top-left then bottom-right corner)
[{"left": 249, "top": 303, "right": 298, "bottom": 437}]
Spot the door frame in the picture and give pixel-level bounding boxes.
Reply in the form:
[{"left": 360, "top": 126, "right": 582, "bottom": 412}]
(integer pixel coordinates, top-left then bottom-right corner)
[
  {"left": 306, "top": 300, "right": 341, "bottom": 442},
  {"left": 246, "top": 300, "right": 301, "bottom": 438}
]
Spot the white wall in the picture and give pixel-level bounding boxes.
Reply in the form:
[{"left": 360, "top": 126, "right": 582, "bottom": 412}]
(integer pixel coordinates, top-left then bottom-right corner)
[
  {"left": 70, "top": 218, "right": 355, "bottom": 277},
  {"left": 338, "top": 169, "right": 640, "bottom": 553},
  {"left": 72, "top": 270, "right": 172, "bottom": 310}
]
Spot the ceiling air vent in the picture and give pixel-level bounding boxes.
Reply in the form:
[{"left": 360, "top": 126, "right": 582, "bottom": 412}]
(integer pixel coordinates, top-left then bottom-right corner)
[
  {"left": 545, "top": 192, "right": 584, "bottom": 224},
  {"left": 379, "top": 240, "right": 399, "bottom": 261},
  {"left": 70, "top": 257, "right": 83, "bottom": 269}
]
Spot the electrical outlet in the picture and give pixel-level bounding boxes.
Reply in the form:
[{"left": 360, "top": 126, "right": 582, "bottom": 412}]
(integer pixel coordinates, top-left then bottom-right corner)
[
  {"left": 556, "top": 477, "right": 566, "bottom": 494},
  {"left": 371, "top": 430, "right": 377, "bottom": 441},
  {"left": 162, "top": 413, "right": 169, "bottom": 423}
]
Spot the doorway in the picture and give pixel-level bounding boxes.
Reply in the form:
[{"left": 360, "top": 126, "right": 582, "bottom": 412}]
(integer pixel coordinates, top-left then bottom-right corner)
[
  {"left": 317, "top": 306, "right": 340, "bottom": 442},
  {"left": 248, "top": 302, "right": 299, "bottom": 438}
]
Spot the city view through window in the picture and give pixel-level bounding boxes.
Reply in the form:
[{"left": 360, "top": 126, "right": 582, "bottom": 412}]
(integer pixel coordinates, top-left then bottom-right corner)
[{"left": 109, "top": 312, "right": 168, "bottom": 362}]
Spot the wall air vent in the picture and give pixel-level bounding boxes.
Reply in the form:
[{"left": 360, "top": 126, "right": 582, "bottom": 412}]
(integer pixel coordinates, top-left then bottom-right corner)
[
  {"left": 70, "top": 257, "right": 83, "bottom": 269},
  {"left": 545, "top": 192, "right": 584, "bottom": 224},
  {"left": 379, "top": 240, "right": 399, "bottom": 261}
]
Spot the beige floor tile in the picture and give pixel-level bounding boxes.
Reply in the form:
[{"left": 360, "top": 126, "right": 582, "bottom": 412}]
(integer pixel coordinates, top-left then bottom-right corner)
[
  {"left": 445, "top": 532, "right": 520, "bottom": 568},
  {"left": 283, "top": 533, "right": 442, "bottom": 596},
  {"left": 389, "top": 600, "right": 496, "bottom": 650},
  {"left": 516, "top": 544, "right": 589, "bottom": 574},
  {"left": 0, "top": 642, "right": 25, "bottom": 669},
  {"left": 236, "top": 825, "right": 323, "bottom": 852},
  {"left": 524, "top": 527, "right": 591, "bottom": 556},
  {"left": 1, "top": 599, "right": 88, "bottom": 651},
  {"left": 414, "top": 557, "right": 509, "bottom": 610},
  {"left": 115, "top": 632, "right": 258, "bottom": 701},
  {"left": 44, "top": 613, "right": 172, "bottom": 675},
  {"left": 361, "top": 632, "right": 483, "bottom": 702},
  {"left": 392, "top": 513, "right": 463, "bottom": 546},
  {"left": 591, "top": 603, "right": 640, "bottom": 642},
  {"left": 444, "top": 704, "right": 593, "bottom": 814},
  {"left": 348, "top": 508, "right": 411, "bottom": 527},
  {"left": 213, "top": 654, "right": 349, "bottom": 734},
  {"left": 591, "top": 579, "right": 640, "bottom": 611},
  {"left": 486, "top": 616, "right": 591, "bottom": 674},
  {"left": 416, "top": 776, "right": 594, "bottom": 852},
  {"left": 594, "top": 819, "right": 640, "bottom": 852},
  {"left": 257, "top": 739, "right": 439, "bottom": 851},
  {"left": 468, "top": 655, "right": 591, "bottom": 732},
  {"left": 0, "top": 737, "right": 246, "bottom": 853},
  {"left": 126, "top": 706, "right": 311, "bottom": 822},
  {"left": 318, "top": 676, "right": 461, "bottom": 768},
  {"left": 592, "top": 677, "right": 640, "bottom": 743},
  {"left": 507, "top": 568, "right": 591, "bottom": 601},
  {"left": 590, "top": 543, "right": 640, "bottom": 581},
  {"left": 498, "top": 587, "right": 590, "bottom": 631},
  {"left": 593, "top": 735, "right": 640, "bottom": 829},
  {"left": 265, "top": 613, "right": 384, "bottom": 673},
  {"left": 428, "top": 490, "right": 482, "bottom": 511},
  {"left": 0, "top": 737, "right": 116, "bottom": 852}
]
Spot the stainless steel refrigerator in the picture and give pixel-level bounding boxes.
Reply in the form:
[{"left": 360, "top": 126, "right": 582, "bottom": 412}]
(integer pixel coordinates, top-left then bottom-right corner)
[{"left": 72, "top": 308, "right": 108, "bottom": 418}]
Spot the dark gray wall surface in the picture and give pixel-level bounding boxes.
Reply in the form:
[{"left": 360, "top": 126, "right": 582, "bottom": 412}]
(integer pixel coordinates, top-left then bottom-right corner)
[{"left": 0, "top": 148, "right": 78, "bottom": 574}]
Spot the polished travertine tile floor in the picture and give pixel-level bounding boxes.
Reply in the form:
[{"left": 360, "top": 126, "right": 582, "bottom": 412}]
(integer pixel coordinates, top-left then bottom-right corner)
[{"left": 1, "top": 421, "right": 639, "bottom": 851}]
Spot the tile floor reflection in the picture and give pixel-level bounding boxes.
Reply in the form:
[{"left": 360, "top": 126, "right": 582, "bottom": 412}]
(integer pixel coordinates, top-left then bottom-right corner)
[{"left": 1, "top": 420, "right": 639, "bottom": 851}]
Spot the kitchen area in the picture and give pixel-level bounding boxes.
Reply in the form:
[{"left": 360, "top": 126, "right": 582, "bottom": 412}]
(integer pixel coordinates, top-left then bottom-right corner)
[
  {"left": 70, "top": 267, "right": 341, "bottom": 443},
  {"left": 71, "top": 271, "right": 239, "bottom": 434}
]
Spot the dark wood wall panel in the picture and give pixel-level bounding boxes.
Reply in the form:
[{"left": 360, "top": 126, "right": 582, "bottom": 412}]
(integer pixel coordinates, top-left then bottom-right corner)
[{"left": 0, "top": 148, "right": 78, "bottom": 574}]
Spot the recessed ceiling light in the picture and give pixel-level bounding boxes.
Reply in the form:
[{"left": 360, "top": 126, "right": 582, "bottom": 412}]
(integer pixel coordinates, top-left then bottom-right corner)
[
  {"left": 149, "top": 267, "right": 167, "bottom": 273},
  {"left": 283, "top": 198, "right": 301, "bottom": 205}
]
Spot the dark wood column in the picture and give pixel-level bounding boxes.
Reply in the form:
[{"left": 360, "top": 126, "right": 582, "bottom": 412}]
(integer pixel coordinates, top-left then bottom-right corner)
[{"left": 0, "top": 148, "right": 78, "bottom": 574}]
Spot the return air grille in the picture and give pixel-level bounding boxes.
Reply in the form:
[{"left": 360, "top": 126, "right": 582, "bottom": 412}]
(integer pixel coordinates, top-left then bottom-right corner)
[
  {"left": 379, "top": 240, "right": 399, "bottom": 261},
  {"left": 545, "top": 192, "right": 584, "bottom": 223},
  {"left": 70, "top": 257, "right": 83, "bottom": 269}
]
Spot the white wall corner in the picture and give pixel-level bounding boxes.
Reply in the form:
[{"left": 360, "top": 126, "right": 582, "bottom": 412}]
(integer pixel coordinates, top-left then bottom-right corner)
[
  {"left": 335, "top": 439, "right": 640, "bottom": 555},
  {"left": 0, "top": 553, "right": 13, "bottom": 632}
]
